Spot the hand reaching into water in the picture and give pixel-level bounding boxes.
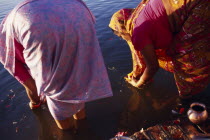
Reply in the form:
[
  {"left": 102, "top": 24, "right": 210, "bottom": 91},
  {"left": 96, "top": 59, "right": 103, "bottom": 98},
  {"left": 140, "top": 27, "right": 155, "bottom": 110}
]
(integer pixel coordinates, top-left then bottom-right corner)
[
  {"left": 124, "top": 71, "right": 141, "bottom": 81},
  {"left": 125, "top": 72, "right": 153, "bottom": 89},
  {"left": 124, "top": 72, "right": 134, "bottom": 81},
  {"left": 124, "top": 72, "right": 143, "bottom": 89},
  {"left": 126, "top": 44, "right": 158, "bottom": 89}
]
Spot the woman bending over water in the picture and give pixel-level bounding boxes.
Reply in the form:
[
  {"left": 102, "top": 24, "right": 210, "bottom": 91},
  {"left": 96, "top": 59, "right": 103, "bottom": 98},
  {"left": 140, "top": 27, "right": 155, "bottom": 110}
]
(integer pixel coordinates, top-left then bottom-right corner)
[
  {"left": 0, "top": 0, "right": 112, "bottom": 130},
  {"left": 109, "top": 0, "right": 210, "bottom": 99}
]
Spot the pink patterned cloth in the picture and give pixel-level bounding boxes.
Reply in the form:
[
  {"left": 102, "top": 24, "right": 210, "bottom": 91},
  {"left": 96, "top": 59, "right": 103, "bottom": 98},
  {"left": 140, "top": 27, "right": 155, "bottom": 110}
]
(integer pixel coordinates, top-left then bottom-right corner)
[
  {"left": 0, "top": 0, "right": 113, "bottom": 120},
  {"left": 132, "top": 0, "right": 172, "bottom": 51},
  {"left": 14, "top": 39, "right": 31, "bottom": 84}
]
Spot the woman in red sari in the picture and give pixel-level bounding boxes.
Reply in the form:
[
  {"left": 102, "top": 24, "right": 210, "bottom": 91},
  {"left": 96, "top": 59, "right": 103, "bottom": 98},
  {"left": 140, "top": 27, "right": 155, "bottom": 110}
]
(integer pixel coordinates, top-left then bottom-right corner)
[{"left": 109, "top": 0, "right": 210, "bottom": 99}]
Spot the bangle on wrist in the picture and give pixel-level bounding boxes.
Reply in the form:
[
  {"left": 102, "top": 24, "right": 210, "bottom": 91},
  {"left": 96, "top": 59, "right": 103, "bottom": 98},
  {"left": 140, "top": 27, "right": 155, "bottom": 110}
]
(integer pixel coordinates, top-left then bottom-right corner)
[{"left": 29, "top": 101, "right": 41, "bottom": 109}]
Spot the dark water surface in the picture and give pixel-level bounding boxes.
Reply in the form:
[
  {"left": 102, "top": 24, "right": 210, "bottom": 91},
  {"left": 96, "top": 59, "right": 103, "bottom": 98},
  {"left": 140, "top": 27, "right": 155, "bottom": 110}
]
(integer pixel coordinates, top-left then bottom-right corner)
[{"left": 1, "top": 0, "right": 209, "bottom": 140}]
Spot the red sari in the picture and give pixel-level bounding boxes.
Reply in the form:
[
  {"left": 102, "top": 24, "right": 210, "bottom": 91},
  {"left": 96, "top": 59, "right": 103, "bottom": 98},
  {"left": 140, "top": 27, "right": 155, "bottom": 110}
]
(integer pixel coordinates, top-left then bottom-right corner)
[{"left": 109, "top": 0, "right": 210, "bottom": 98}]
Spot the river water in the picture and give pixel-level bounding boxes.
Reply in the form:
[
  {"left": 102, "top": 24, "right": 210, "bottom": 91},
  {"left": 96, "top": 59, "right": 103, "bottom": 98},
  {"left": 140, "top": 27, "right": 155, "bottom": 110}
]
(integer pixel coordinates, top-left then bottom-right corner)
[{"left": 1, "top": 0, "right": 208, "bottom": 140}]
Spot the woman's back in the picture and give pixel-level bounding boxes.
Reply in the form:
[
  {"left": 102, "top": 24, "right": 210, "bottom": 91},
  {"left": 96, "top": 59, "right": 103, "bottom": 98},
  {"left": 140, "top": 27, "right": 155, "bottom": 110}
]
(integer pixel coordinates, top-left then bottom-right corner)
[{"left": 132, "top": 0, "right": 172, "bottom": 51}]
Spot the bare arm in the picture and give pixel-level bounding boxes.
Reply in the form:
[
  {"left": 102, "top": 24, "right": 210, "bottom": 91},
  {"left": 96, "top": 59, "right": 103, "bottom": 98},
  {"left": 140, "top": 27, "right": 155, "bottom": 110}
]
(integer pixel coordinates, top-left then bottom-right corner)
[
  {"left": 22, "top": 76, "right": 40, "bottom": 104},
  {"left": 127, "top": 44, "right": 159, "bottom": 88},
  {"left": 14, "top": 55, "right": 40, "bottom": 105},
  {"left": 136, "top": 44, "right": 159, "bottom": 86}
]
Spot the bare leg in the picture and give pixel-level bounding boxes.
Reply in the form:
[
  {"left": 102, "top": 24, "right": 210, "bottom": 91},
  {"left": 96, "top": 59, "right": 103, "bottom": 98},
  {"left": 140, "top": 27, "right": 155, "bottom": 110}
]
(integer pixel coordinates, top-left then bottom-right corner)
[
  {"left": 55, "top": 108, "right": 86, "bottom": 130},
  {"left": 73, "top": 108, "right": 86, "bottom": 120},
  {"left": 55, "top": 116, "right": 75, "bottom": 130}
]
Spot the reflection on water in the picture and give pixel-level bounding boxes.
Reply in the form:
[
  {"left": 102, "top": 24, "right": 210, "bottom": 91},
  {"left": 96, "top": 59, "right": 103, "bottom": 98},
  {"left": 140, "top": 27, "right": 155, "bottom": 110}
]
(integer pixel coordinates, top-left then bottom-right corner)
[
  {"left": 119, "top": 81, "right": 178, "bottom": 135},
  {"left": 0, "top": 0, "right": 184, "bottom": 140}
]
